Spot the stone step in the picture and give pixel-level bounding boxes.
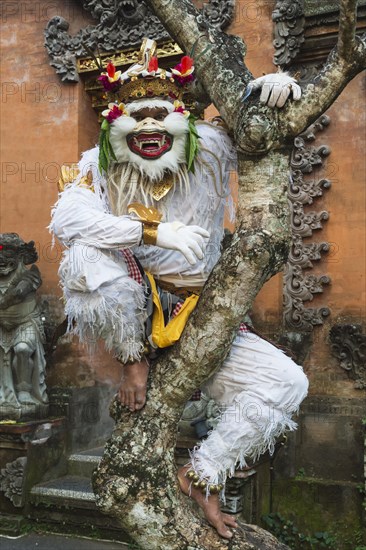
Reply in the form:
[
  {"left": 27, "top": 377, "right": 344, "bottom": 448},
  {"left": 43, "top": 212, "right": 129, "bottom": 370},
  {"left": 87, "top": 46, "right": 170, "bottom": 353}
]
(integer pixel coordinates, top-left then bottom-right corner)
[
  {"left": 68, "top": 446, "right": 104, "bottom": 477},
  {"left": 28, "top": 475, "right": 132, "bottom": 542},
  {"left": 30, "top": 475, "right": 96, "bottom": 510}
]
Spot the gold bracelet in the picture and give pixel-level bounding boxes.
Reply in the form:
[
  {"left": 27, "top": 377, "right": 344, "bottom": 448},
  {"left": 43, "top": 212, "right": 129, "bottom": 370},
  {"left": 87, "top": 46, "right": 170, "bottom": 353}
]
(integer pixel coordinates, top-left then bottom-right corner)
[
  {"left": 127, "top": 203, "right": 162, "bottom": 247},
  {"left": 142, "top": 223, "right": 159, "bottom": 245}
]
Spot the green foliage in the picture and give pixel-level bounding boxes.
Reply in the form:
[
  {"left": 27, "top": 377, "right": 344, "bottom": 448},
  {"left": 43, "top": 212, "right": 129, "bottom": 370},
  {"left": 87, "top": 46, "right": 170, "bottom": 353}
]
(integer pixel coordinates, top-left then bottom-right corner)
[
  {"left": 185, "top": 114, "right": 200, "bottom": 173},
  {"left": 295, "top": 468, "right": 306, "bottom": 480},
  {"left": 262, "top": 513, "right": 337, "bottom": 549},
  {"left": 20, "top": 522, "right": 33, "bottom": 535},
  {"left": 99, "top": 119, "right": 117, "bottom": 173}
]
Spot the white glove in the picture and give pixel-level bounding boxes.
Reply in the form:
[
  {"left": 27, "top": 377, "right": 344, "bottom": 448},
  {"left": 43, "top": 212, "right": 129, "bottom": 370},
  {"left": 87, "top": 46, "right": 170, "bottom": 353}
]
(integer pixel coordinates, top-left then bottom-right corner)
[
  {"left": 244, "top": 72, "right": 301, "bottom": 108},
  {"left": 156, "top": 222, "right": 210, "bottom": 266}
]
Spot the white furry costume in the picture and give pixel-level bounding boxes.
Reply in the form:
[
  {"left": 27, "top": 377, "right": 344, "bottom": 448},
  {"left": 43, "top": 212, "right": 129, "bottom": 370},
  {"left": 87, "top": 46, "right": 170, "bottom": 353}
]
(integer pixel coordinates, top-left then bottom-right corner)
[{"left": 51, "top": 107, "right": 308, "bottom": 489}]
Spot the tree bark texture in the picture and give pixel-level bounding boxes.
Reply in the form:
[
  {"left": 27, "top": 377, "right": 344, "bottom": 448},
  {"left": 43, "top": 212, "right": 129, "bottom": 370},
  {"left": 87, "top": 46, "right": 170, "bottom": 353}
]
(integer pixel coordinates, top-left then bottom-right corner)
[{"left": 93, "top": 1, "right": 366, "bottom": 548}]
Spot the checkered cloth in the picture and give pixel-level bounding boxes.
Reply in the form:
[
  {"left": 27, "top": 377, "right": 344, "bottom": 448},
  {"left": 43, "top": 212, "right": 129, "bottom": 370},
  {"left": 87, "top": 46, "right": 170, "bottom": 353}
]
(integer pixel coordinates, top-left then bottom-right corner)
[
  {"left": 120, "top": 248, "right": 143, "bottom": 285},
  {"left": 190, "top": 389, "right": 202, "bottom": 401},
  {"left": 171, "top": 301, "right": 183, "bottom": 318}
]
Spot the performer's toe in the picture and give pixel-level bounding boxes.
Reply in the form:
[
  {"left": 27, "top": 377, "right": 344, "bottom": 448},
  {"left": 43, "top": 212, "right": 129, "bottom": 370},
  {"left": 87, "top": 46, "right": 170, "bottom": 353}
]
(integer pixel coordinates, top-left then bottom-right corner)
[
  {"left": 222, "top": 513, "right": 238, "bottom": 528},
  {"left": 127, "top": 390, "right": 135, "bottom": 411},
  {"left": 134, "top": 390, "right": 146, "bottom": 410},
  {"left": 118, "top": 388, "right": 125, "bottom": 406},
  {"left": 214, "top": 519, "right": 233, "bottom": 539}
]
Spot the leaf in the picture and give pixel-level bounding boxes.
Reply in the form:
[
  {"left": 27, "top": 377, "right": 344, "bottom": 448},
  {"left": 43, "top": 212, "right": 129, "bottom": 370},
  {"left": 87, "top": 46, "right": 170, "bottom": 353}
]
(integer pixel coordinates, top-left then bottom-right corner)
[
  {"left": 98, "top": 121, "right": 117, "bottom": 173},
  {"left": 109, "top": 142, "right": 117, "bottom": 161},
  {"left": 185, "top": 114, "right": 200, "bottom": 173},
  {"left": 99, "top": 145, "right": 108, "bottom": 173},
  {"left": 102, "top": 133, "right": 110, "bottom": 160},
  {"left": 101, "top": 119, "right": 109, "bottom": 131},
  {"left": 99, "top": 130, "right": 109, "bottom": 173}
]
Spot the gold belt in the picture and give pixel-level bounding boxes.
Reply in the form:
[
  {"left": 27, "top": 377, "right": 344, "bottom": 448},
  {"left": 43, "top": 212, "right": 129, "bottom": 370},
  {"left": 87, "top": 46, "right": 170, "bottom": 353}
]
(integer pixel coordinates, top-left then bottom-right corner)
[{"left": 155, "top": 279, "right": 202, "bottom": 299}]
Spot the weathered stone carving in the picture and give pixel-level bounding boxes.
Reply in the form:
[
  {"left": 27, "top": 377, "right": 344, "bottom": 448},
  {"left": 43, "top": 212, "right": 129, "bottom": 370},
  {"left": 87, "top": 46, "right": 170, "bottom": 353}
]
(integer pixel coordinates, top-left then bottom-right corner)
[
  {"left": 0, "top": 456, "right": 27, "bottom": 507},
  {"left": 304, "top": 0, "right": 366, "bottom": 21},
  {"left": 200, "top": 0, "right": 236, "bottom": 30},
  {"left": 273, "top": 1, "right": 366, "bottom": 68},
  {"left": 283, "top": 115, "right": 331, "bottom": 331},
  {"left": 44, "top": 0, "right": 236, "bottom": 82},
  {"left": 329, "top": 325, "right": 366, "bottom": 389},
  {"left": 272, "top": 0, "right": 305, "bottom": 67},
  {"left": 179, "top": 393, "right": 221, "bottom": 439},
  {"left": 0, "top": 234, "right": 48, "bottom": 420}
]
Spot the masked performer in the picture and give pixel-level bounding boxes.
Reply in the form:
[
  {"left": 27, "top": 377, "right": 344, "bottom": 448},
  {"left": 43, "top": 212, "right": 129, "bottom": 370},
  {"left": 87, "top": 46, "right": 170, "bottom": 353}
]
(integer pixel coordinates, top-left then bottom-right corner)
[{"left": 51, "top": 39, "right": 308, "bottom": 539}]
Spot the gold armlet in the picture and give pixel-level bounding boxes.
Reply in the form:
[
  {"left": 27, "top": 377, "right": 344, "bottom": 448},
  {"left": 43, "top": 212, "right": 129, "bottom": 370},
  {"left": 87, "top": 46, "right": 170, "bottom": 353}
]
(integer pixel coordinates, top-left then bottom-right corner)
[
  {"left": 142, "top": 223, "right": 159, "bottom": 245},
  {"left": 58, "top": 165, "right": 94, "bottom": 193},
  {"left": 127, "top": 203, "right": 163, "bottom": 246},
  {"left": 58, "top": 164, "right": 79, "bottom": 192}
]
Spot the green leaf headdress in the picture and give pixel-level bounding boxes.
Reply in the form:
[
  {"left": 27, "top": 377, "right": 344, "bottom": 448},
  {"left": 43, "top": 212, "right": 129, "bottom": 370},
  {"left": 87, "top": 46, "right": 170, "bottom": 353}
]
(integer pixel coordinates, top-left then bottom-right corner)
[{"left": 98, "top": 103, "right": 129, "bottom": 173}]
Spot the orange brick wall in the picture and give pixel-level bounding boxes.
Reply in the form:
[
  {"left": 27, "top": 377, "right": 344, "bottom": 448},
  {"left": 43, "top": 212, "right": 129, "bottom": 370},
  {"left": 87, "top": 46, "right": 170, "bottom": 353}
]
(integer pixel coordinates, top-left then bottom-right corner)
[
  {"left": 0, "top": 1, "right": 99, "bottom": 294},
  {"left": 0, "top": 0, "right": 364, "bottom": 392}
]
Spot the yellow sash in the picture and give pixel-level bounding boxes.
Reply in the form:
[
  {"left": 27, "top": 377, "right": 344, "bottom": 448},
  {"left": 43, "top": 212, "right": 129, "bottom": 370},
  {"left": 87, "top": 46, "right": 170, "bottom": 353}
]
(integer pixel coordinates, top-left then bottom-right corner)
[{"left": 146, "top": 273, "right": 199, "bottom": 348}]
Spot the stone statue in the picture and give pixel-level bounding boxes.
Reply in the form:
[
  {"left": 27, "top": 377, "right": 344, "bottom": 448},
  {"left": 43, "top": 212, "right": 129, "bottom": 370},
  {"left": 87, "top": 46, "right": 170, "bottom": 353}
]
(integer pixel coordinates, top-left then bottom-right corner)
[{"left": 0, "top": 233, "right": 48, "bottom": 420}]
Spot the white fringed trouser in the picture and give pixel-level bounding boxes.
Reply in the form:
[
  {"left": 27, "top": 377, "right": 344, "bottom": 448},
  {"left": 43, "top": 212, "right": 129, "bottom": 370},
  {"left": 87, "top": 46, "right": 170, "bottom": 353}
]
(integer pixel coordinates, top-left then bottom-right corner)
[{"left": 191, "top": 330, "right": 309, "bottom": 488}]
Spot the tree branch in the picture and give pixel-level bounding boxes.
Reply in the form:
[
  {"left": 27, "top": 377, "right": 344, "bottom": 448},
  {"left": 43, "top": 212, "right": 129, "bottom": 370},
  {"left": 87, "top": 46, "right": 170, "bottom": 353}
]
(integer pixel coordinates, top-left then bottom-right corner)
[
  {"left": 145, "top": 0, "right": 251, "bottom": 129},
  {"left": 338, "top": 0, "right": 358, "bottom": 60}
]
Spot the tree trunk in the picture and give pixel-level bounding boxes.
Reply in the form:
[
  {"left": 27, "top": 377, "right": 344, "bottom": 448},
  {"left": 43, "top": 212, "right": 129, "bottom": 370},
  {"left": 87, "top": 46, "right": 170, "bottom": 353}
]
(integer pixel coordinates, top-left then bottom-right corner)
[
  {"left": 93, "top": 152, "right": 293, "bottom": 549},
  {"left": 93, "top": 395, "right": 289, "bottom": 550}
]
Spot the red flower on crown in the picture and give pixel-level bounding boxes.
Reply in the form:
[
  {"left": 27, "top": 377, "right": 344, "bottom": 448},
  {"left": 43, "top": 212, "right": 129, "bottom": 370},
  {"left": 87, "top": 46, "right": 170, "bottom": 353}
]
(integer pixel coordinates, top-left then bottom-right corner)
[
  {"left": 148, "top": 56, "right": 159, "bottom": 73},
  {"left": 98, "top": 62, "right": 122, "bottom": 92},
  {"left": 106, "top": 62, "right": 116, "bottom": 78},
  {"left": 171, "top": 56, "right": 195, "bottom": 86},
  {"left": 102, "top": 103, "right": 128, "bottom": 123}
]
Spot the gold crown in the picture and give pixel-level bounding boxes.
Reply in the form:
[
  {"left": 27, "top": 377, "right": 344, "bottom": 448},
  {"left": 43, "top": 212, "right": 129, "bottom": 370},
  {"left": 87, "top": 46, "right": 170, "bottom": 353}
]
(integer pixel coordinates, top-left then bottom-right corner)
[
  {"left": 115, "top": 38, "right": 184, "bottom": 104},
  {"left": 118, "top": 75, "right": 183, "bottom": 104}
]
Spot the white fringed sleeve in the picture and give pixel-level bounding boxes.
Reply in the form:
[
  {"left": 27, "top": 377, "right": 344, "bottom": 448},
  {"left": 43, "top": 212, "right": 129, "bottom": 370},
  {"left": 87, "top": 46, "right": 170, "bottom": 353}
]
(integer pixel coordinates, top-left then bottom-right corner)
[{"left": 50, "top": 148, "right": 147, "bottom": 362}]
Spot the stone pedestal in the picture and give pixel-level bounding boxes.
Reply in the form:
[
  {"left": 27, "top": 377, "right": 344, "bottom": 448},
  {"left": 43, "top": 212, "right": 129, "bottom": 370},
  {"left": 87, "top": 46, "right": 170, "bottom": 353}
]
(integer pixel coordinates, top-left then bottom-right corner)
[{"left": 0, "top": 418, "right": 66, "bottom": 525}]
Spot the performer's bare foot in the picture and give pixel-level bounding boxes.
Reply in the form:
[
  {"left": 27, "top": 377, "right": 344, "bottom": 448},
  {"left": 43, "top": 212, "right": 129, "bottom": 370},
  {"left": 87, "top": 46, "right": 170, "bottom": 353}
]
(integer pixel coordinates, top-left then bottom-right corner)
[
  {"left": 178, "top": 466, "right": 237, "bottom": 539},
  {"left": 118, "top": 357, "right": 149, "bottom": 411}
]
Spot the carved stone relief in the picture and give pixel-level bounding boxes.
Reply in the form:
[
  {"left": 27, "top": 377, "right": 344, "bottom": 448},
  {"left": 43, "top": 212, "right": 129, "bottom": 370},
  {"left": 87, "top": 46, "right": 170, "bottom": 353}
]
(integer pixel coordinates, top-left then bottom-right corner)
[
  {"left": 283, "top": 115, "right": 331, "bottom": 332},
  {"left": 273, "top": 0, "right": 366, "bottom": 67},
  {"left": 304, "top": 0, "right": 366, "bottom": 22},
  {"left": 272, "top": 0, "right": 305, "bottom": 67},
  {"left": 200, "top": 0, "right": 236, "bottom": 30},
  {"left": 0, "top": 456, "right": 27, "bottom": 507},
  {"left": 329, "top": 325, "right": 366, "bottom": 389},
  {"left": 44, "top": 0, "right": 236, "bottom": 82}
]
